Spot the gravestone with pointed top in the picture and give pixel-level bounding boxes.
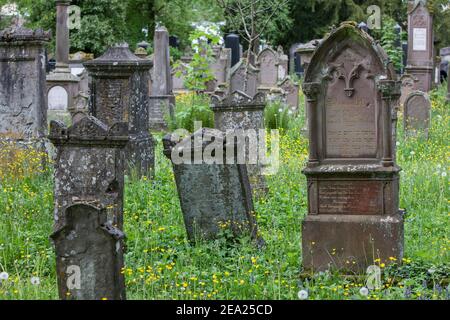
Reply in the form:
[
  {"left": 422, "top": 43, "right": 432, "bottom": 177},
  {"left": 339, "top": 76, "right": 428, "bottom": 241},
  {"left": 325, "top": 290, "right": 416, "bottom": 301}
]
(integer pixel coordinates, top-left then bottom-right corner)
[
  {"left": 302, "top": 23, "right": 403, "bottom": 272},
  {"left": 84, "top": 43, "right": 155, "bottom": 177}
]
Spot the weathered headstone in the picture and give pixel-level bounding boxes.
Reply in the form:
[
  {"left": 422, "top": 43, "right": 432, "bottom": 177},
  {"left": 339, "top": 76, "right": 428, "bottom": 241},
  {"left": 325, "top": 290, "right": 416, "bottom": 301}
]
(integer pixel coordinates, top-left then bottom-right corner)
[
  {"left": 399, "top": 74, "right": 419, "bottom": 107},
  {"left": 404, "top": 91, "right": 431, "bottom": 137},
  {"left": 0, "top": 27, "right": 50, "bottom": 142},
  {"left": 49, "top": 116, "right": 128, "bottom": 300},
  {"left": 207, "top": 46, "right": 232, "bottom": 93},
  {"left": 279, "top": 77, "right": 299, "bottom": 111},
  {"left": 277, "top": 46, "right": 289, "bottom": 81},
  {"left": 302, "top": 23, "right": 403, "bottom": 272},
  {"left": 211, "top": 91, "right": 268, "bottom": 197},
  {"left": 51, "top": 204, "right": 126, "bottom": 300},
  {"left": 46, "top": 0, "right": 80, "bottom": 119},
  {"left": 84, "top": 44, "right": 155, "bottom": 177},
  {"left": 257, "top": 47, "right": 278, "bottom": 88},
  {"left": 163, "top": 128, "right": 260, "bottom": 243},
  {"left": 230, "top": 60, "right": 260, "bottom": 98},
  {"left": 149, "top": 26, "right": 175, "bottom": 130},
  {"left": 405, "top": 0, "right": 434, "bottom": 92}
]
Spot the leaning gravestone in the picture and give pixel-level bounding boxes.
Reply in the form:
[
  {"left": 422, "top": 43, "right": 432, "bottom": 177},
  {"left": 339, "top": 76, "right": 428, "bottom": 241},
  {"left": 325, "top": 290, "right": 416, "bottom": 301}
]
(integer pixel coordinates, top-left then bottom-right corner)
[
  {"left": 405, "top": 0, "right": 434, "bottom": 92},
  {"left": 302, "top": 23, "right": 403, "bottom": 272},
  {"left": 0, "top": 27, "right": 50, "bottom": 142},
  {"left": 404, "top": 91, "right": 431, "bottom": 138},
  {"left": 84, "top": 43, "right": 155, "bottom": 177},
  {"left": 163, "top": 129, "right": 260, "bottom": 243},
  {"left": 211, "top": 91, "right": 268, "bottom": 197},
  {"left": 49, "top": 116, "right": 128, "bottom": 300}
]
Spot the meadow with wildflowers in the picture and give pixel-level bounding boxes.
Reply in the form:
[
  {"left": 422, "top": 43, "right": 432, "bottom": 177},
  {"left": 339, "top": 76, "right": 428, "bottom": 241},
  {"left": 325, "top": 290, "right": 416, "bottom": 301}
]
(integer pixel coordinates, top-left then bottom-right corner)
[{"left": 0, "top": 84, "right": 448, "bottom": 300}]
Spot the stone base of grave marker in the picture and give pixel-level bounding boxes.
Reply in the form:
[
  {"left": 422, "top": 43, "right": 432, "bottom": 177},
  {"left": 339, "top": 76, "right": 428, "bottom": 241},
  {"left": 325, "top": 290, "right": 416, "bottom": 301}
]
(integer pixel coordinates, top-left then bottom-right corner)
[
  {"left": 149, "top": 95, "right": 175, "bottom": 131},
  {"left": 404, "top": 66, "right": 433, "bottom": 92}
]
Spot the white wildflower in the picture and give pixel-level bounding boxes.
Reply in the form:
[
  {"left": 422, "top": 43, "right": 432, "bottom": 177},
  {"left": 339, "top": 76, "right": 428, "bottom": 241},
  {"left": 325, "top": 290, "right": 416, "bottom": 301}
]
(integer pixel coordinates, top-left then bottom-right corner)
[{"left": 298, "top": 290, "right": 309, "bottom": 300}]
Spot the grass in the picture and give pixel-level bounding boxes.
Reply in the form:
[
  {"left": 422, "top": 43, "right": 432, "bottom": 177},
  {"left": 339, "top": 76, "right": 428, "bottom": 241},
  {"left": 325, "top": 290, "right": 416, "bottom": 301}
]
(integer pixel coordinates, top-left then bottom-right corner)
[{"left": 0, "top": 85, "right": 448, "bottom": 300}]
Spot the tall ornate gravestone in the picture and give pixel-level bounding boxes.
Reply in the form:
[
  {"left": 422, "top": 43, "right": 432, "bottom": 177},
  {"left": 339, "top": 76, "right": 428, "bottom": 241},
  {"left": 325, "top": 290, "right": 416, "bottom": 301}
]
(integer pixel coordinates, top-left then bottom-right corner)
[
  {"left": 46, "top": 0, "right": 80, "bottom": 121},
  {"left": 149, "top": 26, "right": 175, "bottom": 131},
  {"left": 163, "top": 129, "right": 261, "bottom": 243},
  {"left": 404, "top": 91, "right": 431, "bottom": 138},
  {"left": 405, "top": 0, "right": 434, "bottom": 92},
  {"left": 211, "top": 91, "right": 268, "bottom": 197},
  {"left": 84, "top": 44, "right": 155, "bottom": 177},
  {"left": 0, "top": 27, "right": 50, "bottom": 145},
  {"left": 49, "top": 116, "right": 128, "bottom": 300},
  {"left": 301, "top": 23, "right": 403, "bottom": 272},
  {"left": 230, "top": 60, "right": 260, "bottom": 98}
]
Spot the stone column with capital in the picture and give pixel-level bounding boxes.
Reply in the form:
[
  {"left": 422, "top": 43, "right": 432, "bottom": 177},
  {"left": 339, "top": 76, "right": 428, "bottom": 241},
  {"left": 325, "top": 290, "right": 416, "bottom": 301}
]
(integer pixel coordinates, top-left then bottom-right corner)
[{"left": 47, "top": 0, "right": 80, "bottom": 122}]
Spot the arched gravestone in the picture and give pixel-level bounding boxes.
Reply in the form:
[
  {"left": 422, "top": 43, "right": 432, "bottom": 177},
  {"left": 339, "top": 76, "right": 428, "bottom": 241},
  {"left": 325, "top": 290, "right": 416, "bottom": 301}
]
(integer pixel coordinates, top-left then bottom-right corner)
[
  {"left": 257, "top": 47, "right": 278, "bottom": 88},
  {"left": 302, "top": 23, "right": 403, "bottom": 272},
  {"left": 404, "top": 91, "right": 431, "bottom": 138},
  {"left": 48, "top": 86, "right": 69, "bottom": 111}
]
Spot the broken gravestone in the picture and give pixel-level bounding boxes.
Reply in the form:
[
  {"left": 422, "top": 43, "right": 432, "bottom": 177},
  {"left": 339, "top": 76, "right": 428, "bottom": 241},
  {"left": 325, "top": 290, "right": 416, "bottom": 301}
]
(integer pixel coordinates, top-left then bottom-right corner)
[
  {"left": 163, "top": 129, "right": 261, "bottom": 244},
  {"left": 49, "top": 116, "right": 128, "bottom": 300},
  {"left": 302, "top": 23, "right": 403, "bottom": 272}
]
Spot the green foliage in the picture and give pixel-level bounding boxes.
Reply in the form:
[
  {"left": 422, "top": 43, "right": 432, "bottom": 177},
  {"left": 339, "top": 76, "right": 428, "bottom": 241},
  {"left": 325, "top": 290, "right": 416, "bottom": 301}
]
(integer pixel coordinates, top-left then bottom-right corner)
[
  {"left": 265, "top": 100, "right": 296, "bottom": 130},
  {"left": 0, "top": 86, "right": 449, "bottom": 300},
  {"left": 168, "top": 93, "right": 215, "bottom": 132},
  {"left": 375, "top": 16, "right": 404, "bottom": 72},
  {"left": 175, "top": 25, "right": 221, "bottom": 92}
]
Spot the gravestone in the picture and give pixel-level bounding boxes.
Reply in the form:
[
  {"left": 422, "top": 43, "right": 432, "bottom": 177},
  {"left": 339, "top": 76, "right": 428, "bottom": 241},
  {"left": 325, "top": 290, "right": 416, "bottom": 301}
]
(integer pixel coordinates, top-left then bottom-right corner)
[
  {"left": 208, "top": 46, "right": 232, "bottom": 93},
  {"left": 0, "top": 27, "right": 50, "bottom": 142},
  {"left": 257, "top": 47, "right": 278, "bottom": 88},
  {"left": 279, "top": 77, "right": 299, "bottom": 111},
  {"left": 302, "top": 23, "right": 403, "bottom": 272},
  {"left": 277, "top": 47, "right": 289, "bottom": 81},
  {"left": 163, "top": 129, "right": 260, "bottom": 243},
  {"left": 230, "top": 60, "right": 260, "bottom": 98},
  {"left": 404, "top": 91, "right": 431, "bottom": 137},
  {"left": 172, "top": 61, "right": 189, "bottom": 92},
  {"left": 149, "top": 26, "right": 175, "bottom": 130},
  {"left": 405, "top": 0, "right": 434, "bottom": 92},
  {"left": 225, "top": 34, "right": 241, "bottom": 68},
  {"left": 49, "top": 116, "right": 128, "bottom": 300},
  {"left": 399, "top": 74, "right": 419, "bottom": 107},
  {"left": 211, "top": 91, "right": 268, "bottom": 197},
  {"left": 46, "top": 0, "right": 80, "bottom": 119},
  {"left": 84, "top": 44, "right": 155, "bottom": 177},
  {"left": 51, "top": 204, "right": 126, "bottom": 300}
]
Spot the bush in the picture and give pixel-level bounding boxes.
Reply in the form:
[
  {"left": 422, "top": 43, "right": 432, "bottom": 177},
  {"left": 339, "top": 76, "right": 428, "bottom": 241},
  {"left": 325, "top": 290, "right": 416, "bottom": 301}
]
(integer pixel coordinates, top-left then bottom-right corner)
[{"left": 168, "top": 93, "right": 214, "bottom": 132}]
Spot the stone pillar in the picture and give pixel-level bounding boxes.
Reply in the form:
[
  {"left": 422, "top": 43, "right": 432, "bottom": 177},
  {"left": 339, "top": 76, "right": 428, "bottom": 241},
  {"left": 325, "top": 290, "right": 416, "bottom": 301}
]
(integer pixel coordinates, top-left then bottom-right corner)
[
  {"left": 49, "top": 117, "right": 128, "bottom": 300},
  {"left": 84, "top": 44, "right": 155, "bottom": 177},
  {"left": 149, "top": 26, "right": 175, "bottom": 131},
  {"left": 47, "top": 0, "right": 80, "bottom": 122},
  {"left": 405, "top": 0, "right": 434, "bottom": 92},
  {"left": 0, "top": 27, "right": 50, "bottom": 145},
  {"left": 302, "top": 23, "right": 403, "bottom": 272},
  {"left": 211, "top": 91, "right": 268, "bottom": 198}
]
